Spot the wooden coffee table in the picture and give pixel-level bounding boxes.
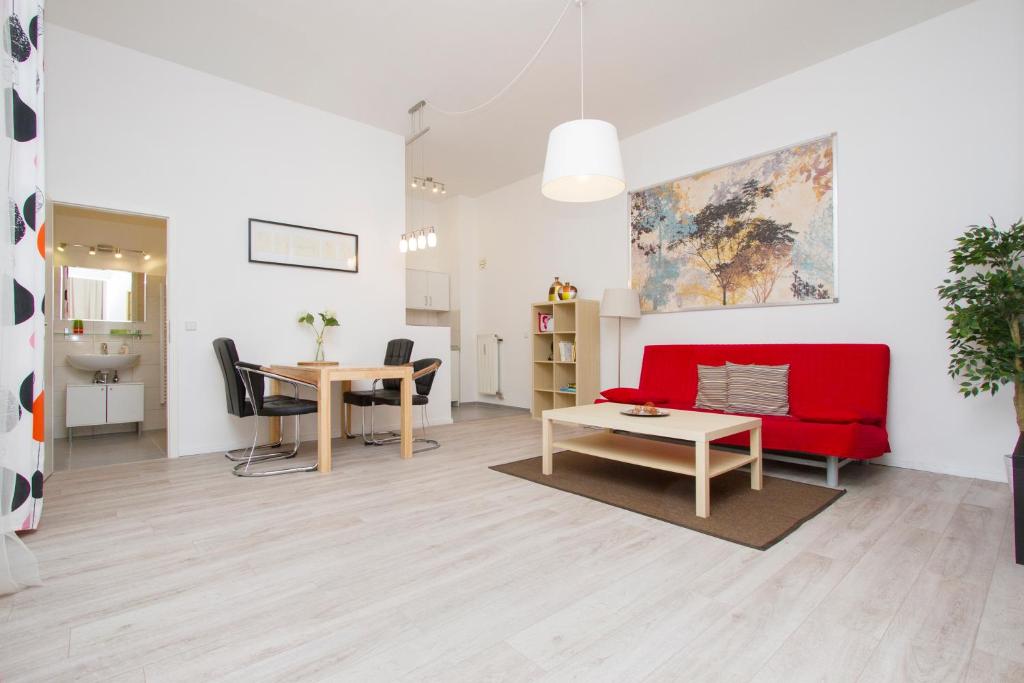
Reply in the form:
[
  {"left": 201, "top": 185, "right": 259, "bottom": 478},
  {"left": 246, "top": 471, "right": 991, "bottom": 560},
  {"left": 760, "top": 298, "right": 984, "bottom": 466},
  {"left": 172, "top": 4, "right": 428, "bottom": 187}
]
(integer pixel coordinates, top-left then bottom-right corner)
[{"left": 541, "top": 403, "right": 763, "bottom": 518}]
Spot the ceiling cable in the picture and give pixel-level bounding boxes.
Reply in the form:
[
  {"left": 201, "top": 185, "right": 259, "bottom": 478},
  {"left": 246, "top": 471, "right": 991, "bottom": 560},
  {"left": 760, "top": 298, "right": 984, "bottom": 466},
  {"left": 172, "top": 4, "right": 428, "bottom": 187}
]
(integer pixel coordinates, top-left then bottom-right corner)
[
  {"left": 579, "top": 0, "right": 584, "bottom": 118},
  {"left": 425, "top": 0, "right": 575, "bottom": 116}
]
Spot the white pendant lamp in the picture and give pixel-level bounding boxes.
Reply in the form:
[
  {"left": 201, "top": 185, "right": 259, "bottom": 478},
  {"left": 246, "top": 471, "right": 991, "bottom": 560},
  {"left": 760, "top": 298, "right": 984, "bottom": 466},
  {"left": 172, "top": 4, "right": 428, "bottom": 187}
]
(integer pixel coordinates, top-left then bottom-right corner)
[{"left": 542, "top": 0, "right": 624, "bottom": 203}]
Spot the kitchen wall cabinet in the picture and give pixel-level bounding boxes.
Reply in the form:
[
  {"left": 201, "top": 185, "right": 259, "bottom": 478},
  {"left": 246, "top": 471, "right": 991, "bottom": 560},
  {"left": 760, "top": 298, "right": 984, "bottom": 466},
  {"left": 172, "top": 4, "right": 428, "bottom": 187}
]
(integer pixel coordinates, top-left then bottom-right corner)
[{"left": 406, "top": 269, "right": 450, "bottom": 311}]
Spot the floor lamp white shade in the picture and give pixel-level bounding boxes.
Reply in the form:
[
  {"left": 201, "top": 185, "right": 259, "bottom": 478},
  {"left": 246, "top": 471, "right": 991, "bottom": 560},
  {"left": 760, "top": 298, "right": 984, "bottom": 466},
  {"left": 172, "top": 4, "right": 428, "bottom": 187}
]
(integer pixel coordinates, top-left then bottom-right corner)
[
  {"left": 542, "top": 119, "right": 625, "bottom": 203},
  {"left": 600, "top": 288, "right": 641, "bottom": 319},
  {"left": 600, "top": 288, "right": 641, "bottom": 387}
]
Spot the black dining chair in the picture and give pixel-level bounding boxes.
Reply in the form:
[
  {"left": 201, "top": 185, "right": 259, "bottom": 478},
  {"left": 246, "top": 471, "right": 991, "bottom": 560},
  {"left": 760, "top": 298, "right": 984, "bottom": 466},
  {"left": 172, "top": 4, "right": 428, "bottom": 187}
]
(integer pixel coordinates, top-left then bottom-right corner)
[
  {"left": 343, "top": 338, "right": 413, "bottom": 438},
  {"left": 232, "top": 363, "right": 320, "bottom": 477},
  {"left": 344, "top": 357, "right": 442, "bottom": 453},
  {"left": 213, "top": 337, "right": 286, "bottom": 462}
]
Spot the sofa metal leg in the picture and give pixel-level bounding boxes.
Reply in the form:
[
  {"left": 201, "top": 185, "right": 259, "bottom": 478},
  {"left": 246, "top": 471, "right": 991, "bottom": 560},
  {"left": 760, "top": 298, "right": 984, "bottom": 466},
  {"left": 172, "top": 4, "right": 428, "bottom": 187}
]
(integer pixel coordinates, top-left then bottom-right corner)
[{"left": 826, "top": 458, "right": 839, "bottom": 488}]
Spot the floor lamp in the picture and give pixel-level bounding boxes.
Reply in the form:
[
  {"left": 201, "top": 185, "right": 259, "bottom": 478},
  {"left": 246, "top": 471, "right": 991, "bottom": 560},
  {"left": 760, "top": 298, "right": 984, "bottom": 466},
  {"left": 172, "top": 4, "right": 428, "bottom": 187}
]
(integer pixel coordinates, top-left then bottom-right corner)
[{"left": 600, "top": 288, "right": 641, "bottom": 387}]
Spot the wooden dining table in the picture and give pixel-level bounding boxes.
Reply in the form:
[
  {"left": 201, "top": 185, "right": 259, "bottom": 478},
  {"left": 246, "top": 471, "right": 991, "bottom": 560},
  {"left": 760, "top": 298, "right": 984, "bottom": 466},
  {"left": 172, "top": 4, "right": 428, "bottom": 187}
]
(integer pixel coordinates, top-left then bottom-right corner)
[{"left": 264, "top": 363, "right": 415, "bottom": 473}]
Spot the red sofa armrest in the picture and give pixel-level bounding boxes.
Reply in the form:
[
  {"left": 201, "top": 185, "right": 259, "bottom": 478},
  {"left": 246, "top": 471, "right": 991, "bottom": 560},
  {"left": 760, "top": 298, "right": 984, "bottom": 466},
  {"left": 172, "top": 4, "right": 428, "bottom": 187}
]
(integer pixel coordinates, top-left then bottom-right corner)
[{"left": 600, "top": 387, "right": 670, "bottom": 405}]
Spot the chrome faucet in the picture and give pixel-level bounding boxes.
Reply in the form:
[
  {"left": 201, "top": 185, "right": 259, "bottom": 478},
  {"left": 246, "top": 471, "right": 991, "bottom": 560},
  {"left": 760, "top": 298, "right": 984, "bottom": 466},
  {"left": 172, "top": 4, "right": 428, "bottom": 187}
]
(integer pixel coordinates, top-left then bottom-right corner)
[{"left": 100, "top": 342, "right": 108, "bottom": 355}]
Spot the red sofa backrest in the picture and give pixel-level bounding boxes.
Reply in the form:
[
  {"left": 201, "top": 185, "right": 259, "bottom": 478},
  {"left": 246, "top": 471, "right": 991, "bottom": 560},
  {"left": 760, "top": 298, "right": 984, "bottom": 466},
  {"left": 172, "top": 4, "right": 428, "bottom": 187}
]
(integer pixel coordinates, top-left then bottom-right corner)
[{"left": 638, "top": 344, "right": 890, "bottom": 425}]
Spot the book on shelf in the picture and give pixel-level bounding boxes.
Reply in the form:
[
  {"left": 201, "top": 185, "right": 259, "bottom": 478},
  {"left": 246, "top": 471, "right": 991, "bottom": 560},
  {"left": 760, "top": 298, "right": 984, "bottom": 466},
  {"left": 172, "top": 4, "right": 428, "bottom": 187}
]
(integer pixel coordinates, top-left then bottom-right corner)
[
  {"left": 559, "top": 383, "right": 577, "bottom": 393},
  {"left": 537, "top": 312, "right": 554, "bottom": 333},
  {"left": 558, "top": 341, "right": 575, "bottom": 362}
]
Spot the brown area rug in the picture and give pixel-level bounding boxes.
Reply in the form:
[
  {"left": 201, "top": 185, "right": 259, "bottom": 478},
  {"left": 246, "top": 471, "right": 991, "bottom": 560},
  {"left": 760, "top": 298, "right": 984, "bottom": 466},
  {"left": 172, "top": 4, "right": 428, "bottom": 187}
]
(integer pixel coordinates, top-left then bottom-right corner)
[{"left": 491, "top": 451, "right": 845, "bottom": 550}]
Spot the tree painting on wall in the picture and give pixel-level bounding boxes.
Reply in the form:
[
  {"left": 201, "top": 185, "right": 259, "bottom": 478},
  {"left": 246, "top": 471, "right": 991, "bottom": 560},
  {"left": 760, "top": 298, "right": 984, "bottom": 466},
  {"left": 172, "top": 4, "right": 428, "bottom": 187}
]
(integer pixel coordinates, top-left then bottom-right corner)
[{"left": 630, "top": 134, "right": 837, "bottom": 313}]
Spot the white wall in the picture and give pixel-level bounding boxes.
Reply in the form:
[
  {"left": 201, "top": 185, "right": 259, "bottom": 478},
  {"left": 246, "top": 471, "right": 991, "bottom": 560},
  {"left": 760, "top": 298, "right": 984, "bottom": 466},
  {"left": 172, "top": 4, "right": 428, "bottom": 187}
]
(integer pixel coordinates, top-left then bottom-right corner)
[
  {"left": 46, "top": 26, "right": 450, "bottom": 456},
  {"left": 458, "top": 0, "right": 1024, "bottom": 482}
]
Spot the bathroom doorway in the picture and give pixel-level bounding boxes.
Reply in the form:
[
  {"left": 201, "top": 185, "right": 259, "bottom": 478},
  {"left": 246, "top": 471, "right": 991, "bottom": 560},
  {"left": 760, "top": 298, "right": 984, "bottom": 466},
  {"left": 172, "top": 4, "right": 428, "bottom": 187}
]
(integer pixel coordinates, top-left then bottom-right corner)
[{"left": 46, "top": 204, "right": 169, "bottom": 473}]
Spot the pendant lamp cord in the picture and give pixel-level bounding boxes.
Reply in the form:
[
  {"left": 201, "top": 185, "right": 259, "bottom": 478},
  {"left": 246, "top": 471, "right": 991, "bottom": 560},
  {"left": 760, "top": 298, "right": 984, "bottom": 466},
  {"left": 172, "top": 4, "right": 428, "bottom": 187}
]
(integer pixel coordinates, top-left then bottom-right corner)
[
  {"left": 426, "top": 0, "right": 576, "bottom": 116},
  {"left": 579, "top": 0, "right": 584, "bottom": 119}
]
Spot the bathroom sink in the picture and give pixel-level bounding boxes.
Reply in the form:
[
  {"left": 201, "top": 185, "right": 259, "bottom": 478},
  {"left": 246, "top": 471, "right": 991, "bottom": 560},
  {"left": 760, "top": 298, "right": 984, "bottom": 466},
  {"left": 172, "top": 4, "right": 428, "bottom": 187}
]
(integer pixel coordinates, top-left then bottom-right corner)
[{"left": 67, "top": 353, "right": 141, "bottom": 372}]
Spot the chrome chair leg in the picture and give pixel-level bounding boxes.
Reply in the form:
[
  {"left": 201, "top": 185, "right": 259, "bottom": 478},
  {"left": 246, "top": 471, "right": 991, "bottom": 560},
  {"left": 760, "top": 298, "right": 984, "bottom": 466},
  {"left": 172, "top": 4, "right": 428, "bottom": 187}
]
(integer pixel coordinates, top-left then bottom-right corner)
[
  {"left": 224, "top": 440, "right": 287, "bottom": 462},
  {"left": 361, "top": 403, "right": 439, "bottom": 453},
  {"left": 233, "top": 415, "right": 316, "bottom": 477},
  {"left": 224, "top": 417, "right": 285, "bottom": 461}
]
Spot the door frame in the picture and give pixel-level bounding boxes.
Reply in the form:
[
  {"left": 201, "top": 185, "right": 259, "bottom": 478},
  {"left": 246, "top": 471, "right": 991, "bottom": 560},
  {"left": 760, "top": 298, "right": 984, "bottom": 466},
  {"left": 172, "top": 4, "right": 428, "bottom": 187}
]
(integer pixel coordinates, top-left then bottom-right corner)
[{"left": 45, "top": 200, "right": 176, "bottom": 476}]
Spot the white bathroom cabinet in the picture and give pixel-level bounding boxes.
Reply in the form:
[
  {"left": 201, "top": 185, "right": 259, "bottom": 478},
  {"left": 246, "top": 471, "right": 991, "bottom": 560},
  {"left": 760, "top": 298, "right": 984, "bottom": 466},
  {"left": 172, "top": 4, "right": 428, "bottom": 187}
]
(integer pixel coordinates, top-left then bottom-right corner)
[{"left": 66, "top": 383, "right": 145, "bottom": 440}]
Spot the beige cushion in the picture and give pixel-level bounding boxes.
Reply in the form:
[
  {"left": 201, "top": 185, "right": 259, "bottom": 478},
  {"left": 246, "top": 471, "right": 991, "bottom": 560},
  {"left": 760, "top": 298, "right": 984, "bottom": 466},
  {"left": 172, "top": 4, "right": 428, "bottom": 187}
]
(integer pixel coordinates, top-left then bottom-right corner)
[
  {"left": 694, "top": 364, "right": 728, "bottom": 411},
  {"left": 726, "top": 362, "right": 790, "bottom": 415}
]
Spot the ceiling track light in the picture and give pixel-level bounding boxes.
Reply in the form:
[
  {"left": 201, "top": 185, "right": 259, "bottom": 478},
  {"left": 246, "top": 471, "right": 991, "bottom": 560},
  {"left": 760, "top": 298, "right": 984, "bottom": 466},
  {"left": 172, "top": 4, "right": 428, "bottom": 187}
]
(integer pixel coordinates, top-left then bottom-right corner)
[
  {"left": 410, "top": 176, "right": 447, "bottom": 195},
  {"left": 58, "top": 242, "right": 154, "bottom": 259},
  {"left": 398, "top": 228, "right": 439, "bottom": 253},
  {"left": 404, "top": 103, "right": 447, "bottom": 249}
]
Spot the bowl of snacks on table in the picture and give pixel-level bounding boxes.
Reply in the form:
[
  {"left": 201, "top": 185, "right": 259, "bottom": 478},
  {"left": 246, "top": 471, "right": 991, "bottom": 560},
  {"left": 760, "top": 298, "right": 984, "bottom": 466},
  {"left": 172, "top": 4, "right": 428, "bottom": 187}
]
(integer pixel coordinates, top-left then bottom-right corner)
[{"left": 620, "top": 402, "right": 669, "bottom": 417}]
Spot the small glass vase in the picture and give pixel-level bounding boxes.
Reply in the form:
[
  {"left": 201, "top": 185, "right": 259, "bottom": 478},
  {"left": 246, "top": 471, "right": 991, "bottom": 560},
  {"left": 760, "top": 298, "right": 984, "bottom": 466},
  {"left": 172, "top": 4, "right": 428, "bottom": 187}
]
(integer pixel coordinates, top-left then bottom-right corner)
[{"left": 314, "top": 340, "right": 325, "bottom": 362}]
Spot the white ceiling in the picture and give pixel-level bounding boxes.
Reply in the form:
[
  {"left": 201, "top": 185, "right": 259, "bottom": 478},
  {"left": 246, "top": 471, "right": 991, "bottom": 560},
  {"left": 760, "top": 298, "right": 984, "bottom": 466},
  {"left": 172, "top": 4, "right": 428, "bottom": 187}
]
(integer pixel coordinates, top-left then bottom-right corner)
[{"left": 48, "top": 0, "right": 972, "bottom": 197}]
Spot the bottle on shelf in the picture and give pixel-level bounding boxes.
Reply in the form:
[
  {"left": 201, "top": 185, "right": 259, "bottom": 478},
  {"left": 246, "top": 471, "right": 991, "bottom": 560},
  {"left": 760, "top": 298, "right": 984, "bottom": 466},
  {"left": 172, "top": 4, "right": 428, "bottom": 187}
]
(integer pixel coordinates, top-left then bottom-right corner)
[{"left": 548, "top": 276, "right": 563, "bottom": 302}]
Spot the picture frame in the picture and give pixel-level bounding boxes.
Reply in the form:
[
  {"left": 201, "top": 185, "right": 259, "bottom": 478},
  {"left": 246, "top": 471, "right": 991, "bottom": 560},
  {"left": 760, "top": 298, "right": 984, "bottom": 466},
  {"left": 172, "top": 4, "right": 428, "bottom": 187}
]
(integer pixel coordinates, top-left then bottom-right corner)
[
  {"left": 629, "top": 133, "right": 838, "bottom": 313},
  {"left": 248, "top": 218, "right": 359, "bottom": 273}
]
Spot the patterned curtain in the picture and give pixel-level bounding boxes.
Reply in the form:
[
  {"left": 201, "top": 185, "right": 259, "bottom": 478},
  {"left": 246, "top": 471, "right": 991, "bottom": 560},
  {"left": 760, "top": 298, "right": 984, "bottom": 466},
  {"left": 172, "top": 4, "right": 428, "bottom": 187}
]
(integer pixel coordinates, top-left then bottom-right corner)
[{"left": 0, "top": 0, "right": 44, "bottom": 595}]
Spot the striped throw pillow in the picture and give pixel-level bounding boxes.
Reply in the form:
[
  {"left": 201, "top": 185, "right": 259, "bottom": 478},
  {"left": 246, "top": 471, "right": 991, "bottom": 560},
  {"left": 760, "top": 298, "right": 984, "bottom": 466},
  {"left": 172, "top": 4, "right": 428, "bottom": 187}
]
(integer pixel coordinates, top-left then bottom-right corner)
[
  {"left": 694, "top": 364, "right": 728, "bottom": 411},
  {"left": 726, "top": 362, "right": 790, "bottom": 415}
]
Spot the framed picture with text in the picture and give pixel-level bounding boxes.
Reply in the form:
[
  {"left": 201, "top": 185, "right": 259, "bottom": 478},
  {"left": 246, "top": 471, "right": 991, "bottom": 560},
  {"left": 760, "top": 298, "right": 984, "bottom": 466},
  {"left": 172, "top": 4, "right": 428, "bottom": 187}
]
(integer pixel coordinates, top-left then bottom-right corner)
[{"left": 248, "top": 218, "right": 359, "bottom": 273}]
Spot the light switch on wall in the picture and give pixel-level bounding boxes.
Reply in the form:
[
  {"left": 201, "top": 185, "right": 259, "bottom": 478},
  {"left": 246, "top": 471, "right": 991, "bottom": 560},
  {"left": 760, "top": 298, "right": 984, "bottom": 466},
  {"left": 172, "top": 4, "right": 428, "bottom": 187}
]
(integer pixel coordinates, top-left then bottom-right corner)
[{"left": 184, "top": 321, "right": 198, "bottom": 331}]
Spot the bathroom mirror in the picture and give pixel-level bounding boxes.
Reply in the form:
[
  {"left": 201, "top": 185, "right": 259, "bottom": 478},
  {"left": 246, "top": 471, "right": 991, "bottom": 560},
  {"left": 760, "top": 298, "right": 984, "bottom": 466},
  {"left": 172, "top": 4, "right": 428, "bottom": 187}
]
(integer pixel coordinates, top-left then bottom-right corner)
[{"left": 58, "top": 266, "right": 146, "bottom": 323}]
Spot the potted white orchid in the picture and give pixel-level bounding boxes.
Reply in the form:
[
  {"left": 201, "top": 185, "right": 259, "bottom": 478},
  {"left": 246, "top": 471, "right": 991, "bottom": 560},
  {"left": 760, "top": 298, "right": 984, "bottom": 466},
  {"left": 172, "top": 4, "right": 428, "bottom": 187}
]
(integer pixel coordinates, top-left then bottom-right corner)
[{"left": 298, "top": 310, "right": 340, "bottom": 362}]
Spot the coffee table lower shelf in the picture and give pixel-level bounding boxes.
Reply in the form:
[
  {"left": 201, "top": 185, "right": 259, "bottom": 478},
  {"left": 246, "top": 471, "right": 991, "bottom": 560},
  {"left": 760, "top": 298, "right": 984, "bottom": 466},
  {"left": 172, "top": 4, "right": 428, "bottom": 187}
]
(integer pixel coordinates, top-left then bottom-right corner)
[
  {"left": 549, "top": 431, "right": 761, "bottom": 518},
  {"left": 553, "top": 432, "right": 756, "bottom": 478},
  {"left": 541, "top": 404, "right": 762, "bottom": 518}
]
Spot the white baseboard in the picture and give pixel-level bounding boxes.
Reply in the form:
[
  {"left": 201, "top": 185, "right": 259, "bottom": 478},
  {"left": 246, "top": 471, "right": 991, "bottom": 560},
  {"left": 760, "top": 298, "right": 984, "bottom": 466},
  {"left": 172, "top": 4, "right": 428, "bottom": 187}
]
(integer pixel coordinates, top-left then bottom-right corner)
[
  {"left": 879, "top": 453, "right": 1008, "bottom": 483},
  {"left": 179, "top": 418, "right": 455, "bottom": 458},
  {"left": 323, "top": 417, "right": 453, "bottom": 441}
]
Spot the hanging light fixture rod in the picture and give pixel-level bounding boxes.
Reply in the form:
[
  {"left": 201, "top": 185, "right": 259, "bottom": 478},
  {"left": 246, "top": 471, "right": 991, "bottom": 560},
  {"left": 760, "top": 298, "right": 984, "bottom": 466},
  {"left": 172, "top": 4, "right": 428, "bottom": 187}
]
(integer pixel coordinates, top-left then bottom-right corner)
[
  {"left": 405, "top": 100, "right": 431, "bottom": 146},
  {"left": 405, "top": 128, "right": 430, "bottom": 146},
  {"left": 406, "top": 129, "right": 430, "bottom": 146}
]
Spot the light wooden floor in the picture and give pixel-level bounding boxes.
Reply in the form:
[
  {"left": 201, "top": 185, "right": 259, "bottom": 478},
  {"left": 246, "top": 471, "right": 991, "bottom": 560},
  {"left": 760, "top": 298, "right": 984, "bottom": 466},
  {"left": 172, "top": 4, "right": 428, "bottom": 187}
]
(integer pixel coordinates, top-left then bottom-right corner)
[{"left": 3, "top": 414, "right": 1023, "bottom": 682}]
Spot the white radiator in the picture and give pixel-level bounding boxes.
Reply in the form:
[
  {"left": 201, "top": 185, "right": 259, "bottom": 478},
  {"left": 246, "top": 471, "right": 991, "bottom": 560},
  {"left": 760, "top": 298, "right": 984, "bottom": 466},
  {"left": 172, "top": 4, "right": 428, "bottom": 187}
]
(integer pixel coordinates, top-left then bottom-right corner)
[{"left": 476, "top": 334, "right": 503, "bottom": 398}]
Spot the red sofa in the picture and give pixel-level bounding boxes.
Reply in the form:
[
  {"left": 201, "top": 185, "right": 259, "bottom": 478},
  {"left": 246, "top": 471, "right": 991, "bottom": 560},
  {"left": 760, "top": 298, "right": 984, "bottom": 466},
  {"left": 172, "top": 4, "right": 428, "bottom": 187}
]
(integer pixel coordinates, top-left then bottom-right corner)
[{"left": 603, "top": 344, "right": 891, "bottom": 485}]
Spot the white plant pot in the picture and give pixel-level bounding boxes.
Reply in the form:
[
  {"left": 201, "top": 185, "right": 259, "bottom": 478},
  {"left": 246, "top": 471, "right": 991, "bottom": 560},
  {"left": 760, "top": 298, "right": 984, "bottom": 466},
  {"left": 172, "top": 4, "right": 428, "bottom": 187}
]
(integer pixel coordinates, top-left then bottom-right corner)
[{"left": 1007, "top": 454, "right": 1016, "bottom": 494}]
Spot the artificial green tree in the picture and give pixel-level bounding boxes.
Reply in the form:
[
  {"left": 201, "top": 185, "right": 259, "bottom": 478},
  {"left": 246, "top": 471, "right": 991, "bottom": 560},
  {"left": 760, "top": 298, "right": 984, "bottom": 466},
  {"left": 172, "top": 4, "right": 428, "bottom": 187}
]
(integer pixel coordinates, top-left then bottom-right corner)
[{"left": 938, "top": 217, "right": 1024, "bottom": 564}]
